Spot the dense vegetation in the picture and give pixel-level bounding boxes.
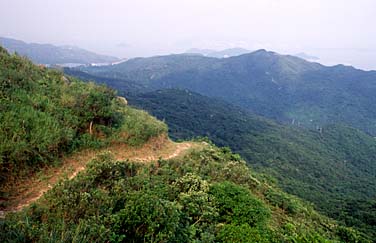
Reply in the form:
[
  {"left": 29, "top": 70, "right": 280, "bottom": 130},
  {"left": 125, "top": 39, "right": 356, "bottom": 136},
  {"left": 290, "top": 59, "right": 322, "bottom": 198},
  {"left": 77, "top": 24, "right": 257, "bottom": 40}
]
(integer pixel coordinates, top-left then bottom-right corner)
[
  {"left": 0, "top": 45, "right": 373, "bottom": 242},
  {"left": 129, "top": 89, "right": 376, "bottom": 239},
  {"left": 77, "top": 50, "right": 376, "bottom": 135},
  {"left": 0, "top": 37, "right": 119, "bottom": 65},
  {"left": 0, "top": 146, "right": 367, "bottom": 242},
  {"left": 0, "top": 46, "right": 166, "bottom": 191}
]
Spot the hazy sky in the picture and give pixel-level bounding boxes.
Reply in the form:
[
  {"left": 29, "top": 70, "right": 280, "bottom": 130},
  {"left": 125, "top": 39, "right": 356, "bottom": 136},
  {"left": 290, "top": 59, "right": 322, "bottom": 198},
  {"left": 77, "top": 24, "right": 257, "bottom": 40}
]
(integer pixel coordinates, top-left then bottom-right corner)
[{"left": 1, "top": 0, "right": 376, "bottom": 69}]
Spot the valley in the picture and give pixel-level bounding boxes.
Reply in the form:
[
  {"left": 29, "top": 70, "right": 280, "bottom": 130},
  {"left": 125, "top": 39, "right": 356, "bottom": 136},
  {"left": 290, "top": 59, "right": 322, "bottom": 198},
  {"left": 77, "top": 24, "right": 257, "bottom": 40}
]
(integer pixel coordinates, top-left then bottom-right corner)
[{"left": 128, "top": 89, "right": 376, "bottom": 238}]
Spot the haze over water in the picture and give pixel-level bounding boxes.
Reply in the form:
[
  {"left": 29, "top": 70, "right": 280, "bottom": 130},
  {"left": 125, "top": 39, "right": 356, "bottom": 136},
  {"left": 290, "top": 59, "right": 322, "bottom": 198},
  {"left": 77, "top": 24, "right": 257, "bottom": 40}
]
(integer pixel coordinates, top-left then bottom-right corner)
[{"left": 1, "top": 0, "right": 376, "bottom": 70}]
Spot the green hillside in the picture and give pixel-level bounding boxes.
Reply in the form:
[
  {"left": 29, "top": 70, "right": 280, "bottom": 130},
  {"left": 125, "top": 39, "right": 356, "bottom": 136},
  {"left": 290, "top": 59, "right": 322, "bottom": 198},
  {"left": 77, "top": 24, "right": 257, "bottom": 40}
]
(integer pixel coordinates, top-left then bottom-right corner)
[
  {"left": 129, "top": 89, "right": 376, "bottom": 239},
  {"left": 0, "top": 46, "right": 166, "bottom": 191},
  {"left": 1, "top": 145, "right": 368, "bottom": 242},
  {"left": 77, "top": 50, "right": 376, "bottom": 135}
]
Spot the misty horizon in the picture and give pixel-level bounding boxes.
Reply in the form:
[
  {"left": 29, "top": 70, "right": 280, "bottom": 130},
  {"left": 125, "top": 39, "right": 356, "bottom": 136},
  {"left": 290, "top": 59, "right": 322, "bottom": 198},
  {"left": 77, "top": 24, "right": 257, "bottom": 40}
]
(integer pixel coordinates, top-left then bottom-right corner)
[{"left": 1, "top": 0, "right": 376, "bottom": 70}]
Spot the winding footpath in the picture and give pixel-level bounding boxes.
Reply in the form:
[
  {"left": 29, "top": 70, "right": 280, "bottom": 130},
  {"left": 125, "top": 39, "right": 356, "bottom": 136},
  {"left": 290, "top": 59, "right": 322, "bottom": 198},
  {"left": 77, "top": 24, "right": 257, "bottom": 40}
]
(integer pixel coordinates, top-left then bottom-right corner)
[{"left": 0, "top": 137, "right": 200, "bottom": 216}]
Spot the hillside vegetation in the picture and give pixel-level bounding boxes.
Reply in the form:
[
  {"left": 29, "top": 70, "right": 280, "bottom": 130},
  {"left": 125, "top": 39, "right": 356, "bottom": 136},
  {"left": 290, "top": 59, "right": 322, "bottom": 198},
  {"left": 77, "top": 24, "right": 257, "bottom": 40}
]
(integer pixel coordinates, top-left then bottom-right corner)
[
  {"left": 0, "top": 46, "right": 373, "bottom": 242},
  {"left": 129, "top": 89, "right": 376, "bottom": 239},
  {"left": 0, "top": 46, "right": 166, "bottom": 193},
  {"left": 0, "top": 145, "right": 368, "bottom": 242}
]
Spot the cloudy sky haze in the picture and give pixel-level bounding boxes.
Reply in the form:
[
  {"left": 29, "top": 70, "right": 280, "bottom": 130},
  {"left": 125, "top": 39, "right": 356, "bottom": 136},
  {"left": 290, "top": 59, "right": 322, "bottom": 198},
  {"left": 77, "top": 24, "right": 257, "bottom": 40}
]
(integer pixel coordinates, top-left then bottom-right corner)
[{"left": 1, "top": 0, "right": 376, "bottom": 69}]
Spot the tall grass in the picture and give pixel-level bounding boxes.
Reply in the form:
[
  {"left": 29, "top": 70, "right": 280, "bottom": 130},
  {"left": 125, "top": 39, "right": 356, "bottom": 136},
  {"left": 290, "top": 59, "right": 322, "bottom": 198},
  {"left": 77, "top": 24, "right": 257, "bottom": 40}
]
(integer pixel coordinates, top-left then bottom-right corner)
[{"left": 0, "top": 46, "right": 167, "bottom": 187}]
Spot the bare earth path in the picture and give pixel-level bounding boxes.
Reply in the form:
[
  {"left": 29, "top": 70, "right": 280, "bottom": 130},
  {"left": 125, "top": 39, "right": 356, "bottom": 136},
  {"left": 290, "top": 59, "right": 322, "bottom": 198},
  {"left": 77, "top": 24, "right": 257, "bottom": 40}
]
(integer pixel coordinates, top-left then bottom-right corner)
[{"left": 0, "top": 136, "right": 201, "bottom": 215}]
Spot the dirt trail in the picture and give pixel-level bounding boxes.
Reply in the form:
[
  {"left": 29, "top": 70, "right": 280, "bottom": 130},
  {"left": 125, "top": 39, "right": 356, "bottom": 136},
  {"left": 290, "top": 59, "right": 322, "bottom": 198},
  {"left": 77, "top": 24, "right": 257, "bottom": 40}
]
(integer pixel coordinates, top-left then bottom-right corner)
[{"left": 1, "top": 136, "right": 201, "bottom": 214}]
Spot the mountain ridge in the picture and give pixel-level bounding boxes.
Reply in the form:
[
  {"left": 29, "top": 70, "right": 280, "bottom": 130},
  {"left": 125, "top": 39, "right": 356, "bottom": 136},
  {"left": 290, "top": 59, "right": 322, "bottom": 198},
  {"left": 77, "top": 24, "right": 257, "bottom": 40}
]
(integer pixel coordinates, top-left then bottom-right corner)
[
  {"left": 77, "top": 49, "right": 376, "bottom": 135},
  {"left": 185, "top": 47, "right": 252, "bottom": 58},
  {"left": 0, "top": 36, "right": 120, "bottom": 65}
]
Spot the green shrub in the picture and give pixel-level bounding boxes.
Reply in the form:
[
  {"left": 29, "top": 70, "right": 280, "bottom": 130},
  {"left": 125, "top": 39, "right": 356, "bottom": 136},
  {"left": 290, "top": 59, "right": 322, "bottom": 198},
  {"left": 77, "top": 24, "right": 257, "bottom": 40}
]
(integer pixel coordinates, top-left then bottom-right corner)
[
  {"left": 265, "top": 188, "right": 303, "bottom": 215},
  {"left": 110, "top": 192, "right": 184, "bottom": 242},
  {"left": 113, "top": 107, "right": 167, "bottom": 146},
  {"left": 209, "top": 181, "right": 270, "bottom": 226}
]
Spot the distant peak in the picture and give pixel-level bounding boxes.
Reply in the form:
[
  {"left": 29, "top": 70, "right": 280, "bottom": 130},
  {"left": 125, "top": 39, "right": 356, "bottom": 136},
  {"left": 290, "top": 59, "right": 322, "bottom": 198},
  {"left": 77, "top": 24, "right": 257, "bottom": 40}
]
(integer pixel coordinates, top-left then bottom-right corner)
[
  {"left": 251, "top": 49, "right": 277, "bottom": 56},
  {"left": 254, "top": 49, "right": 267, "bottom": 53}
]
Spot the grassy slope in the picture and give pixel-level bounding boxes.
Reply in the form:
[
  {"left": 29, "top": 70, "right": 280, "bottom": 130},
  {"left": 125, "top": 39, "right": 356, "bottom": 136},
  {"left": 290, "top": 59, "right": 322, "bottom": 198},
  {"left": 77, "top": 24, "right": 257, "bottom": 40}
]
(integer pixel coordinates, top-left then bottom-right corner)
[
  {"left": 0, "top": 46, "right": 166, "bottom": 197},
  {"left": 129, "top": 89, "right": 376, "bottom": 238}
]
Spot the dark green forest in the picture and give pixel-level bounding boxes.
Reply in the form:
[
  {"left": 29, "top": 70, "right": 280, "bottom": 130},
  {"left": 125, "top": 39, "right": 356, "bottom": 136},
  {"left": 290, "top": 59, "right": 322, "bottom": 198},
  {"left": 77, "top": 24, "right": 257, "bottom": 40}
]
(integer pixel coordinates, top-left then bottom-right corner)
[
  {"left": 76, "top": 50, "right": 376, "bottom": 135},
  {"left": 129, "top": 89, "right": 376, "bottom": 239}
]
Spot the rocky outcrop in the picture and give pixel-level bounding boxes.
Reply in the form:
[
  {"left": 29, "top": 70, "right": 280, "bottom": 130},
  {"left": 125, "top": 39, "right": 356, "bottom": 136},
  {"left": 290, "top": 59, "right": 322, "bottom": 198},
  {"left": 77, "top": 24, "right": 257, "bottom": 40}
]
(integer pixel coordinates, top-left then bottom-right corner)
[{"left": 116, "top": 96, "right": 128, "bottom": 105}]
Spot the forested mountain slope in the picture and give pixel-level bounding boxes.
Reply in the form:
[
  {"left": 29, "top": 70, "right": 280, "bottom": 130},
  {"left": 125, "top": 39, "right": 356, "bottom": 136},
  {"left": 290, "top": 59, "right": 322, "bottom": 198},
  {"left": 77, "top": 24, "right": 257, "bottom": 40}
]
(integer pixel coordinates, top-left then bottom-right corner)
[
  {"left": 77, "top": 50, "right": 376, "bottom": 135},
  {"left": 129, "top": 89, "right": 376, "bottom": 239}
]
